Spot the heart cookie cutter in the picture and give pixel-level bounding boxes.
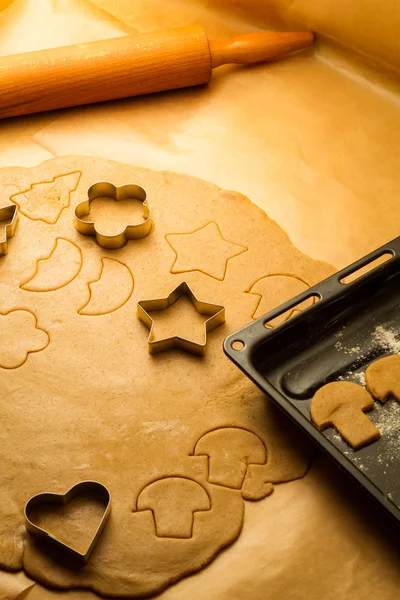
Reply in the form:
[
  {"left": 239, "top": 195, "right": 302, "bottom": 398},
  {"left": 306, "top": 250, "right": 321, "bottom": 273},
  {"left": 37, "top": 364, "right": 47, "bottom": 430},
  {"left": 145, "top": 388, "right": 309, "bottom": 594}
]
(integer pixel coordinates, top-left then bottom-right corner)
[
  {"left": 74, "top": 182, "right": 152, "bottom": 249},
  {"left": 137, "top": 281, "right": 225, "bottom": 355},
  {"left": 24, "top": 480, "right": 111, "bottom": 565},
  {"left": 0, "top": 204, "right": 18, "bottom": 255}
]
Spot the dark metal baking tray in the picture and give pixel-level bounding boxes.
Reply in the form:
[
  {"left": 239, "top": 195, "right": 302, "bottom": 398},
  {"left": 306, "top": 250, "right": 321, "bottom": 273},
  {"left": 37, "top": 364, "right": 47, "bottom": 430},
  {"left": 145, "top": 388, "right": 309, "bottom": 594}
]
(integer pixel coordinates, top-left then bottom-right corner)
[{"left": 224, "top": 236, "right": 400, "bottom": 524}]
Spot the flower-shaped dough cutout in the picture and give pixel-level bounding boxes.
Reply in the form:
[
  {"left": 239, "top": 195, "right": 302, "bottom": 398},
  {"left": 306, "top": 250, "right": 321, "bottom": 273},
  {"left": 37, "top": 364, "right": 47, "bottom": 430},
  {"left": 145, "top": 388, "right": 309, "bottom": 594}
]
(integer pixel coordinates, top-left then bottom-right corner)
[
  {"left": 74, "top": 182, "right": 152, "bottom": 249},
  {"left": 0, "top": 310, "right": 49, "bottom": 368}
]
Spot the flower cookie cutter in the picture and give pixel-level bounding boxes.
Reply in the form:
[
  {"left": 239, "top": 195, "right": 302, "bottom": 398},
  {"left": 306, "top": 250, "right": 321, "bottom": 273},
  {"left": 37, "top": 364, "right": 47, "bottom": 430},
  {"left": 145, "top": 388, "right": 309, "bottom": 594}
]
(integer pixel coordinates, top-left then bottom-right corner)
[
  {"left": 137, "top": 281, "right": 225, "bottom": 356},
  {"left": 24, "top": 480, "right": 111, "bottom": 565},
  {"left": 0, "top": 204, "right": 18, "bottom": 255},
  {"left": 74, "top": 182, "right": 152, "bottom": 249}
]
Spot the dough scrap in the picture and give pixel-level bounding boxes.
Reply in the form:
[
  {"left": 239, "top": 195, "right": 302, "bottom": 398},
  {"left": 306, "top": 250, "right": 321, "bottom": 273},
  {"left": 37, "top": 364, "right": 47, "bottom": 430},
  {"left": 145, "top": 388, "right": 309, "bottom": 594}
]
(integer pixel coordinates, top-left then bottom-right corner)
[
  {"left": 311, "top": 381, "right": 380, "bottom": 449},
  {"left": 366, "top": 354, "right": 400, "bottom": 402},
  {"left": 0, "top": 156, "right": 333, "bottom": 597}
]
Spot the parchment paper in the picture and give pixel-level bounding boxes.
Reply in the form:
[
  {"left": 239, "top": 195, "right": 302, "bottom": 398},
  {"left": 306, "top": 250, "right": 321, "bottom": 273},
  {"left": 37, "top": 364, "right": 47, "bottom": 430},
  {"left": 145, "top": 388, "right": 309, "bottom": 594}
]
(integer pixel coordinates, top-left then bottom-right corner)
[{"left": 0, "top": 0, "right": 399, "bottom": 598}]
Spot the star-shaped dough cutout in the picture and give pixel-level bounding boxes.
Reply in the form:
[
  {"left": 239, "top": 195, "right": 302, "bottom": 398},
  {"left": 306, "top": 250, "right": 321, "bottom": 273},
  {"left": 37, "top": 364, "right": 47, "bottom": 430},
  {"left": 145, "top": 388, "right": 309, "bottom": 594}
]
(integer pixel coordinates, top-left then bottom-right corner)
[
  {"left": 166, "top": 222, "right": 248, "bottom": 281},
  {"left": 149, "top": 296, "right": 209, "bottom": 347},
  {"left": 137, "top": 282, "right": 225, "bottom": 355}
]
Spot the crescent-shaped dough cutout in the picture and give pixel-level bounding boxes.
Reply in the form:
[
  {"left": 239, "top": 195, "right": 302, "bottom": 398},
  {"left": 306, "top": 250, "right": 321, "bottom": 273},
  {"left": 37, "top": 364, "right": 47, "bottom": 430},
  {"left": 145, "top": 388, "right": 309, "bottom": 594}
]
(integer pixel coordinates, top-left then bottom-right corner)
[
  {"left": 78, "top": 258, "right": 134, "bottom": 316},
  {"left": 21, "top": 237, "right": 83, "bottom": 292}
]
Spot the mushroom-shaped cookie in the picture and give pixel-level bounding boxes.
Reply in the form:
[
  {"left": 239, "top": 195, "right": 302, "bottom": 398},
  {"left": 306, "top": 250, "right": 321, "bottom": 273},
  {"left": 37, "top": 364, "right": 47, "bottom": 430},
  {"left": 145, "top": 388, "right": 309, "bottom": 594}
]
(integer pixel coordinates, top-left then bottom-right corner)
[
  {"left": 311, "top": 382, "right": 380, "bottom": 449},
  {"left": 135, "top": 477, "right": 211, "bottom": 538},
  {"left": 366, "top": 355, "right": 400, "bottom": 402},
  {"left": 193, "top": 427, "right": 266, "bottom": 489}
]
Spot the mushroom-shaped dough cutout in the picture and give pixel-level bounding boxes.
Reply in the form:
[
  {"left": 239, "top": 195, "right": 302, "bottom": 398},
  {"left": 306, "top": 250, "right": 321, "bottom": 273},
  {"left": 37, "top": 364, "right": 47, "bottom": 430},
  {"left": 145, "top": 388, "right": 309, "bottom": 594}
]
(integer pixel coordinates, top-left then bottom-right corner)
[
  {"left": 248, "top": 274, "right": 313, "bottom": 325},
  {"left": 366, "top": 355, "right": 400, "bottom": 402},
  {"left": 311, "top": 382, "right": 381, "bottom": 449},
  {"left": 136, "top": 477, "right": 211, "bottom": 538},
  {"left": 193, "top": 428, "right": 266, "bottom": 489}
]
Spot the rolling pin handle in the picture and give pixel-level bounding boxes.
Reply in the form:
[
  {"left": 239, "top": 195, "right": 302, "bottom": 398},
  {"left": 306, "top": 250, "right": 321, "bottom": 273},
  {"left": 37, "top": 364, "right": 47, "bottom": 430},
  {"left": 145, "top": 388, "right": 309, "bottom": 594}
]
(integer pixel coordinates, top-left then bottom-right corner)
[{"left": 209, "top": 31, "right": 315, "bottom": 69}]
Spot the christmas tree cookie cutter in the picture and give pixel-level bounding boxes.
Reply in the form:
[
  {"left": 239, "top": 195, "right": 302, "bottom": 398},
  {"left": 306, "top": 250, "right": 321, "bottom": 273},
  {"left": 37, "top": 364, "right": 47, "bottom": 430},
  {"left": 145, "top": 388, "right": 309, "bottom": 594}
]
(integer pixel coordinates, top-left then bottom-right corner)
[
  {"left": 74, "top": 182, "right": 152, "bottom": 249},
  {"left": 0, "top": 204, "right": 18, "bottom": 255},
  {"left": 24, "top": 480, "right": 111, "bottom": 565},
  {"left": 137, "top": 281, "right": 225, "bottom": 356}
]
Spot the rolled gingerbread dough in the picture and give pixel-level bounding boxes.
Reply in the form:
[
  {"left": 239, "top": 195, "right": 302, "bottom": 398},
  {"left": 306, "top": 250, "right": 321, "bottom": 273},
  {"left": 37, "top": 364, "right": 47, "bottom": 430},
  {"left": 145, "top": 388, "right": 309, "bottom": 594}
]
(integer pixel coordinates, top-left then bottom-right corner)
[{"left": 0, "top": 156, "right": 333, "bottom": 597}]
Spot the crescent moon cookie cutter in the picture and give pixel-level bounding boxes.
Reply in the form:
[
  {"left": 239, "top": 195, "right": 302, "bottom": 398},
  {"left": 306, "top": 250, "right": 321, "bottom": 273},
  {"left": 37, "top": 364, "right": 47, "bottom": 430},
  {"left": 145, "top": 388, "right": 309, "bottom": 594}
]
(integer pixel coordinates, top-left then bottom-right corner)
[
  {"left": 0, "top": 204, "right": 18, "bottom": 255},
  {"left": 137, "top": 281, "right": 226, "bottom": 356},
  {"left": 24, "top": 480, "right": 111, "bottom": 565},
  {"left": 74, "top": 182, "right": 153, "bottom": 249}
]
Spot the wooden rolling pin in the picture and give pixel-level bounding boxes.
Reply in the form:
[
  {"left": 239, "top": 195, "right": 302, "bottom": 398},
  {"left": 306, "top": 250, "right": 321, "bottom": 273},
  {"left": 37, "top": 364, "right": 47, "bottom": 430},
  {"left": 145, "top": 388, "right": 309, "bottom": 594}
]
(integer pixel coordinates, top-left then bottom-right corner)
[{"left": 0, "top": 26, "right": 314, "bottom": 119}]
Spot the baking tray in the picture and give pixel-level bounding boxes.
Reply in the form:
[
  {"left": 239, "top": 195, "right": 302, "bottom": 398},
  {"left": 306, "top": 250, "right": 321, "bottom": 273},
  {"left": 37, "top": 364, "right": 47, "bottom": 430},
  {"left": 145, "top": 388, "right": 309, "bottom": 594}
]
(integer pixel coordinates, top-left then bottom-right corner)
[{"left": 224, "top": 236, "right": 400, "bottom": 524}]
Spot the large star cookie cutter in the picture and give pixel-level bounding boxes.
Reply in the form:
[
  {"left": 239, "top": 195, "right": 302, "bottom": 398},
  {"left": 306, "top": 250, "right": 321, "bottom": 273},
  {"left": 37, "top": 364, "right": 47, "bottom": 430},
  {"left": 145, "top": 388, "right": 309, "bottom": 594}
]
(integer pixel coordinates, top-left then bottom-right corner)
[
  {"left": 24, "top": 480, "right": 111, "bottom": 565},
  {"left": 0, "top": 204, "right": 18, "bottom": 255},
  {"left": 74, "top": 182, "right": 152, "bottom": 249},
  {"left": 137, "top": 281, "right": 225, "bottom": 356}
]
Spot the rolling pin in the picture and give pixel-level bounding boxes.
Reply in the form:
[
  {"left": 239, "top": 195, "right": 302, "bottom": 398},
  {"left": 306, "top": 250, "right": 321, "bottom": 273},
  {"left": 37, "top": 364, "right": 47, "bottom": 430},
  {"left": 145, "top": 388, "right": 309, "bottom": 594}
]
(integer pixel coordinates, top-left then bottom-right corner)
[{"left": 0, "top": 26, "right": 314, "bottom": 119}]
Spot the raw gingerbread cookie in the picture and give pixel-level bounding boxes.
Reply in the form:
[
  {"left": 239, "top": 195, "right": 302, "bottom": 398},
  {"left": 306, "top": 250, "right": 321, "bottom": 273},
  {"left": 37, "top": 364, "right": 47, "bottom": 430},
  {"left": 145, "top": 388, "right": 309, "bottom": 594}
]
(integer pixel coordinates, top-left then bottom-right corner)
[
  {"left": 311, "top": 381, "right": 380, "bottom": 449},
  {"left": 0, "top": 156, "right": 333, "bottom": 597},
  {"left": 366, "top": 354, "right": 400, "bottom": 402}
]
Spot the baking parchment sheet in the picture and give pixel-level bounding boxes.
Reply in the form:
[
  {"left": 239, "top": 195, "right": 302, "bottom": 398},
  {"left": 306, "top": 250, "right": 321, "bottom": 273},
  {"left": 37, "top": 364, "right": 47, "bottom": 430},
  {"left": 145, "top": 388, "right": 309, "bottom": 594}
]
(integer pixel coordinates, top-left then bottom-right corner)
[{"left": 1, "top": 0, "right": 400, "bottom": 598}]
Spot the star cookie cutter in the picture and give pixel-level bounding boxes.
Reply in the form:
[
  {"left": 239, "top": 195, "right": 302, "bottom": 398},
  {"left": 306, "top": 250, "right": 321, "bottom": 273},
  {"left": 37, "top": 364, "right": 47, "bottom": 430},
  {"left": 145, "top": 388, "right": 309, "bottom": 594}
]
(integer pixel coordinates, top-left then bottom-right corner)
[
  {"left": 24, "top": 480, "right": 111, "bottom": 565},
  {"left": 137, "top": 281, "right": 225, "bottom": 356},
  {"left": 0, "top": 204, "right": 18, "bottom": 255},
  {"left": 74, "top": 182, "right": 152, "bottom": 249}
]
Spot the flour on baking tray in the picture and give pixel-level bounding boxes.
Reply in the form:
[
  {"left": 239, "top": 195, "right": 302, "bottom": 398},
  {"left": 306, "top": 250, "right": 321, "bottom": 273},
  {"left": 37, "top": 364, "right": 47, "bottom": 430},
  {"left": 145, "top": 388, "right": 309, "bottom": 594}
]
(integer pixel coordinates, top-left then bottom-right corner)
[
  {"left": 336, "top": 324, "right": 400, "bottom": 474},
  {"left": 372, "top": 324, "right": 400, "bottom": 353}
]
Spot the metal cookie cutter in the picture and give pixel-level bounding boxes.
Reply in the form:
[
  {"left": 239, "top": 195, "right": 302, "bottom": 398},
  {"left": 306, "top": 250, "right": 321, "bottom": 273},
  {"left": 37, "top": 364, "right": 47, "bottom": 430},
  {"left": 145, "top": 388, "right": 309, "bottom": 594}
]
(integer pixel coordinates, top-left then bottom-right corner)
[
  {"left": 137, "top": 281, "right": 225, "bottom": 356},
  {"left": 0, "top": 204, "right": 18, "bottom": 255},
  {"left": 25, "top": 480, "right": 111, "bottom": 565},
  {"left": 74, "top": 182, "right": 152, "bottom": 249}
]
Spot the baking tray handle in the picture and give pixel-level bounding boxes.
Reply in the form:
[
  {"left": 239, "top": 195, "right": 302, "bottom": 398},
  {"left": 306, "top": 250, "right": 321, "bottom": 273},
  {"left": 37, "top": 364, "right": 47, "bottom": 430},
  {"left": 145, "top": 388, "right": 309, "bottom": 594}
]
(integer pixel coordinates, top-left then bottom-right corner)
[{"left": 225, "top": 235, "right": 400, "bottom": 355}]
